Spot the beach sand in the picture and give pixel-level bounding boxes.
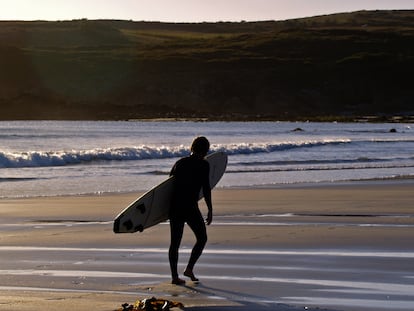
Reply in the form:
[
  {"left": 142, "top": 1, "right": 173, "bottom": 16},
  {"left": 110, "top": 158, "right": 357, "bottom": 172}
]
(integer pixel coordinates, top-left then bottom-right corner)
[{"left": 0, "top": 183, "right": 413, "bottom": 311}]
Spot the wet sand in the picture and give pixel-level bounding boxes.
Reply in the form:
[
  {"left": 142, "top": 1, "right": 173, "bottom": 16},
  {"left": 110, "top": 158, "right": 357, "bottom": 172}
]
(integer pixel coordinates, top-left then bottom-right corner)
[{"left": 0, "top": 183, "right": 413, "bottom": 311}]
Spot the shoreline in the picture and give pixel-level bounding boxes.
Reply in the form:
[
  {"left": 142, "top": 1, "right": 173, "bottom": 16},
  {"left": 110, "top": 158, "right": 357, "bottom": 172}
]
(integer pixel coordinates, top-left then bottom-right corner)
[
  {"left": 2, "top": 177, "right": 414, "bottom": 201},
  {"left": 0, "top": 114, "right": 414, "bottom": 124},
  {"left": 125, "top": 115, "right": 414, "bottom": 123},
  {"left": 3, "top": 115, "right": 414, "bottom": 123},
  {"left": 1, "top": 182, "right": 413, "bottom": 310}
]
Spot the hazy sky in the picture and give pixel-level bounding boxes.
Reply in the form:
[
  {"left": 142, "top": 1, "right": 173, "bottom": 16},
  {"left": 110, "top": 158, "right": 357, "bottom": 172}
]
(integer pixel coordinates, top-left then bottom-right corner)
[{"left": 1, "top": 0, "right": 413, "bottom": 22}]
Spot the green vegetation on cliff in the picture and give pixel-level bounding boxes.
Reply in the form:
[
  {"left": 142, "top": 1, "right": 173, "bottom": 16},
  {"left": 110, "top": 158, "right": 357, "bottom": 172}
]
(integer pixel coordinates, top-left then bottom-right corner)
[{"left": 1, "top": 10, "right": 413, "bottom": 120}]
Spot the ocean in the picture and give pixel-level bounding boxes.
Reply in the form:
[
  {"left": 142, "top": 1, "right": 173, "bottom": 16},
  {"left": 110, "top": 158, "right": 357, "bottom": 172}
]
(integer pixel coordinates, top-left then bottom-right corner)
[{"left": 1, "top": 120, "right": 413, "bottom": 198}]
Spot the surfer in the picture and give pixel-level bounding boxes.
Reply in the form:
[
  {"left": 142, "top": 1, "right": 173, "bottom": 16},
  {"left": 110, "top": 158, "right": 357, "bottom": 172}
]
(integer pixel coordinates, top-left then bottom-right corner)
[{"left": 169, "top": 136, "right": 213, "bottom": 285}]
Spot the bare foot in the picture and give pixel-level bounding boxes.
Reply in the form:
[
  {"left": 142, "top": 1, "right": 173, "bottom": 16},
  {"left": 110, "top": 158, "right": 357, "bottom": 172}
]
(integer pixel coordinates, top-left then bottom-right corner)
[
  {"left": 171, "top": 277, "right": 186, "bottom": 285},
  {"left": 184, "top": 270, "right": 199, "bottom": 282}
]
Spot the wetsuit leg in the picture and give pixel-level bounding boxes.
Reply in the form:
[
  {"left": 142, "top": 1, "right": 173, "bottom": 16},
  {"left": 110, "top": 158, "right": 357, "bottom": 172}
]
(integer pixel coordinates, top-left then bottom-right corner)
[
  {"left": 186, "top": 208, "right": 207, "bottom": 272},
  {"left": 169, "top": 217, "right": 185, "bottom": 279}
]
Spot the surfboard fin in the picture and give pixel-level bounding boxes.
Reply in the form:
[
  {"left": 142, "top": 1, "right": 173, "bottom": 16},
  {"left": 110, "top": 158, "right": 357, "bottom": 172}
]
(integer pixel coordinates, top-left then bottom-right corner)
[
  {"left": 136, "top": 203, "right": 146, "bottom": 214},
  {"left": 123, "top": 219, "right": 134, "bottom": 231}
]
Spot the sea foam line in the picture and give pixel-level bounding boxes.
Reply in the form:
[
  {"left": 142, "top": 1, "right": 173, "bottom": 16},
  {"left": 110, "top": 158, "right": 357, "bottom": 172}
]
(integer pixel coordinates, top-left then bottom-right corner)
[
  {"left": 1, "top": 247, "right": 413, "bottom": 258},
  {"left": 1, "top": 270, "right": 413, "bottom": 296},
  {"left": 0, "top": 285, "right": 143, "bottom": 296}
]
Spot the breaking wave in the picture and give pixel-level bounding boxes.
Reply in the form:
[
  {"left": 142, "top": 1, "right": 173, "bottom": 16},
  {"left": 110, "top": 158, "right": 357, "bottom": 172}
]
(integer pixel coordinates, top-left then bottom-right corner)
[{"left": 0, "top": 139, "right": 350, "bottom": 168}]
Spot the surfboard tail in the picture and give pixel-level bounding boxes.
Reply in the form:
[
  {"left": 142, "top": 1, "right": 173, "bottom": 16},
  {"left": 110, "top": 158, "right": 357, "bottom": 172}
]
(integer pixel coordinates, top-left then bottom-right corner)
[{"left": 113, "top": 218, "right": 121, "bottom": 233}]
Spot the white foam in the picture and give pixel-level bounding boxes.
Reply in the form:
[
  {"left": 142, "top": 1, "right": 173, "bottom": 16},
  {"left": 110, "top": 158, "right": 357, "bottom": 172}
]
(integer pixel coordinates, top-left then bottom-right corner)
[
  {"left": 0, "top": 140, "right": 351, "bottom": 168},
  {"left": 1, "top": 246, "right": 413, "bottom": 258},
  {"left": 0, "top": 285, "right": 142, "bottom": 296},
  {"left": 0, "top": 269, "right": 164, "bottom": 279},
  {"left": 1, "top": 269, "right": 413, "bottom": 295}
]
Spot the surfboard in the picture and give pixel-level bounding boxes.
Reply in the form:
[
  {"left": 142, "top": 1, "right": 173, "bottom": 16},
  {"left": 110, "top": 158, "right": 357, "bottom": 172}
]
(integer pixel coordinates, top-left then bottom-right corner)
[{"left": 113, "top": 151, "right": 228, "bottom": 233}]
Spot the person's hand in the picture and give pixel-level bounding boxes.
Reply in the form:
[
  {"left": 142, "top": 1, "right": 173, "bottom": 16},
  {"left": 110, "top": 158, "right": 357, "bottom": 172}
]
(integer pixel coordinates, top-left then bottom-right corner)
[{"left": 206, "top": 210, "right": 213, "bottom": 225}]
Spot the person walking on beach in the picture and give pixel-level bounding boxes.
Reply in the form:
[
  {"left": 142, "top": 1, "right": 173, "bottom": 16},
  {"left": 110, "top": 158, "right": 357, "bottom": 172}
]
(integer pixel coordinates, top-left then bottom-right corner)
[{"left": 168, "top": 136, "right": 213, "bottom": 285}]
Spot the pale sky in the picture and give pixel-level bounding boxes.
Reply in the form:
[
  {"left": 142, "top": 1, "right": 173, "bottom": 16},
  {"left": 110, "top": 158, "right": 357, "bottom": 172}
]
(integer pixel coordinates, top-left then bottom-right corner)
[{"left": 0, "top": 0, "right": 413, "bottom": 22}]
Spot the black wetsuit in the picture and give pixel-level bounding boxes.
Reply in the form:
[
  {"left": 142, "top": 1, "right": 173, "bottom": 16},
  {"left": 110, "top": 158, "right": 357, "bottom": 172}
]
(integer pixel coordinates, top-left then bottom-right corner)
[{"left": 168, "top": 154, "right": 210, "bottom": 279}]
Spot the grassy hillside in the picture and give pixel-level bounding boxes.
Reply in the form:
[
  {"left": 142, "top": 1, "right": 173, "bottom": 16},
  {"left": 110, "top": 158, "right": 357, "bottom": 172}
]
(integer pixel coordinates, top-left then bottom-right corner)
[{"left": 1, "top": 10, "right": 413, "bottom": 121}]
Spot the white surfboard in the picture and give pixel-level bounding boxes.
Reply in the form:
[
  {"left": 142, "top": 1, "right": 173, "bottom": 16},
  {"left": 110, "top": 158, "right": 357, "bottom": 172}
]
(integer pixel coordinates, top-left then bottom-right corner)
[{"left": 113, "top": 151, "right": 227, "bottom": 233}]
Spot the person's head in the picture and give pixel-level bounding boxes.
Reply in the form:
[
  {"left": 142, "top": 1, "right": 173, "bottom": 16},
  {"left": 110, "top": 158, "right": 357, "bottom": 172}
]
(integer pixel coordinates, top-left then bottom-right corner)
[{"left": 191, "top": 136, "right": 210, "bottom": 157}]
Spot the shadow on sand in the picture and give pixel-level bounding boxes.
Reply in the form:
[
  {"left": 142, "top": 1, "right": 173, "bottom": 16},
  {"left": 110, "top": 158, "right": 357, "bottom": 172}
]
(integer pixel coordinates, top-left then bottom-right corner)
[
  {"left": 186, "top": 305, "right": 309, "bottom": 311},
  {"left": 184, "top": 284, "right": 334, "bottom": 311}
]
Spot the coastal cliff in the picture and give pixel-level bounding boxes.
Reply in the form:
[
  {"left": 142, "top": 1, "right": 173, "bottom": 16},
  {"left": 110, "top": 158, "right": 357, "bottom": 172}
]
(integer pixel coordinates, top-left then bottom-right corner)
[{"left": 1, "top": 10, "right": 413, "bottom": 120}]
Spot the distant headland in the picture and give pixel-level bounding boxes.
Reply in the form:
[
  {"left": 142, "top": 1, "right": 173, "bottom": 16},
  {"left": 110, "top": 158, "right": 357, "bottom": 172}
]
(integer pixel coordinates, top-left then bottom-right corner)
[{"left": 1, "top": 10, "right": 413, "bottom": 122}]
